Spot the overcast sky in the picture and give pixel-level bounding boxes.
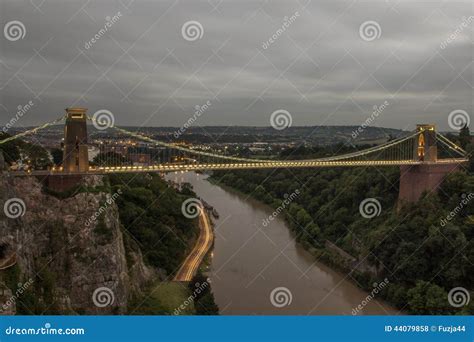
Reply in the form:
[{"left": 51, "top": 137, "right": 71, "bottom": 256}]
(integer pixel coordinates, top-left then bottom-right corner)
[{"left": 0, "top": 0, "right": 472, "bottom": 130}]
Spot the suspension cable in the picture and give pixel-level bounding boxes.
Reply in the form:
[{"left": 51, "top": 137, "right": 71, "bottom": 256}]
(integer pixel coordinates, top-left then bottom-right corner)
[
  {"left": 437, "top": 136, "right": 468, "bottom": 157},
  {"left": 89, "top": 115, "right": 421, "bottom": 165},
  {"left": 304, "top": 131, "right": 419, "bottom": 162},
  {"left": 0, "top": 115, "right": 66, "bottom": 145},
  {"left": 436, "top": 133, "right": 468, "bottom": 155}
]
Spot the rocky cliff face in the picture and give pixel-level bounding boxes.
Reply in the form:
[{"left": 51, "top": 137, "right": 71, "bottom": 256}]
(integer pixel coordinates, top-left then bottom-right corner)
[{"left": 0, "top": 173, "right": 154, "bottom": 314}]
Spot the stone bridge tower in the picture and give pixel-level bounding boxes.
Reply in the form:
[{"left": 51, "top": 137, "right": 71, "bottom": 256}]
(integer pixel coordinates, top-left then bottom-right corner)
[
  {"left": 414, "top": 124, "right": 437, "bottom": 162},
  {"left": 63, "top": 108, "right": 89, "bottom": 173},
  {"left": 399, "top": 124, "right": 460, "bottom": 204}
]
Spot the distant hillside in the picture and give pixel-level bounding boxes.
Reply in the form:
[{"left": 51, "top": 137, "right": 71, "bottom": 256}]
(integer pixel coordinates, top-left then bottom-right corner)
[{"left": 8, "top": 125, "right": 405, "bottom": 146}]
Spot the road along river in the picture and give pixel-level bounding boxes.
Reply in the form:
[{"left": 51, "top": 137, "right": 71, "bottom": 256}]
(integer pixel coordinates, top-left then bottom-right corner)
[{"left": 167, "top": 172, "right": 398, "bottom": 315}]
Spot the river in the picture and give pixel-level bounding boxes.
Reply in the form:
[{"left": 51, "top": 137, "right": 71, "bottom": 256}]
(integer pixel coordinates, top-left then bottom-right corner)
[{"left": 167, "top": 172, "right": 398, "bottom": 315}]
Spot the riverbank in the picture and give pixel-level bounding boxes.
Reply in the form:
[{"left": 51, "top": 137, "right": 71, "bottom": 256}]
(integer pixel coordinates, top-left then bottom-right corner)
[
  {"left": 169, "top": 171, "right": 397, "bottom": 315},
  {"left": 207, "top": 166, "right": 474, "bottom": 315},
  {"left": 207, "top": 176, "right": 375, "bottom": 287},
  {"left": 174, "top": 208, "right": 214, "bottom": 281}
]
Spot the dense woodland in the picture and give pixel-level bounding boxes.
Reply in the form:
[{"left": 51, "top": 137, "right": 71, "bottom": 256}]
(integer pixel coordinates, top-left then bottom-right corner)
[
  {"left": 1, "top": 128, "right": 472, "bottom": 315},
  {"left": 1, "top": 135, "right": 219, "bottom": 314},
  {"left": 108, "top": 174, "right": 219, "bottom": 314},
  {"left": 106, "top": 173, "right": 197, "bottom": 275},
  {"left": 211, "top": 128, "right": 474, "bottom": 315}
]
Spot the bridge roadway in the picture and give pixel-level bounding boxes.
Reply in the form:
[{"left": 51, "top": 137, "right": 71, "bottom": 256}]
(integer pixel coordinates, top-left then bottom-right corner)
[{"left": 8, "top": 158, "right": 469, "bottom": 177}]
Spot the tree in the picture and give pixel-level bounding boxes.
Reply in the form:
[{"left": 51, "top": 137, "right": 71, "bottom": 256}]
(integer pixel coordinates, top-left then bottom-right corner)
[
  {"left": 93, "top": 152, "right": 131, "bottom": 166},
  {"left": 459, "top": 124, "right": 471, "bottom": 150},
  {"left": 190, "top": 274, "right": 219, "bottom": 315},
  {"left": 0, "top": 133, "right": 20, "bottom": 164},
  {"left": 407, "top": 281, "right": 450, "bottom": 315},
  {"left": 51, "top": 148, "right": 63, "bottom": 165}
]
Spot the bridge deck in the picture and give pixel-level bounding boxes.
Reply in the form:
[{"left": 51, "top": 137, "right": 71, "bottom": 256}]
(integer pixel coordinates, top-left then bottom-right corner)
[{"left": 8, "top": 158, "right": 468, "bottom": 177}]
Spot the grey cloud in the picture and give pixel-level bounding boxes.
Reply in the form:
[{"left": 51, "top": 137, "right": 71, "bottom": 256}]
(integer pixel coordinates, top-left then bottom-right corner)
[{"left": 0, "top": 0, "right": 472, "bottom": 131}]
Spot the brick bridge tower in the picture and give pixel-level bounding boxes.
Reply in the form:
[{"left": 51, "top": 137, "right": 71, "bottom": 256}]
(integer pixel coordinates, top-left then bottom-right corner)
[
  {"left": 399, "top": 124, "right": 460, "bottom": 203},
  {"left": 63, "top": 108, "right": 89, "bottom": 172}
]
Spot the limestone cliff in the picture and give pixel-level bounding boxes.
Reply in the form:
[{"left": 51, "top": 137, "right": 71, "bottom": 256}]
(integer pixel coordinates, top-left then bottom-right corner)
[{"left": 0, "top": 173, "right": 154, "bottom": 314}]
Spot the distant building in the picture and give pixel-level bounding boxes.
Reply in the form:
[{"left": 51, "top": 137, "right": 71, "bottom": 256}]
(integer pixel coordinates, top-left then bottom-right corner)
[{"left": 128, "top": 153, "right": 151, "bottom": 166}]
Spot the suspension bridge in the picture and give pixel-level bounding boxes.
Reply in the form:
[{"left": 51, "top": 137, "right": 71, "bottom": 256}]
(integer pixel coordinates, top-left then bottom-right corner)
[{"left": 0, "top": 108, "right": 469, "bottom": 202}]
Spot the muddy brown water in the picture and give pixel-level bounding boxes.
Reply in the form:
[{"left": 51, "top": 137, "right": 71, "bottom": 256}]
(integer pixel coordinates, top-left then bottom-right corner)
[{"left": 167, "top": 172, "right": 398, "bottom": 315}]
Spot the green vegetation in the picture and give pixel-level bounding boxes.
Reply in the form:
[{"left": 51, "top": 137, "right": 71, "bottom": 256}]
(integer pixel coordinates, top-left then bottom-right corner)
[
  {"left": 107, "top": 173, "right": 199, "bottom": 275},
  {"left": 190, "top": 273, "right": 219, "bottom": 315},
  {"left": 129, "top": 273, "right": 219, "bottom": 315},
  {"left": 129, "top": 282, "right": 195, "bottom": 315},
  {"left": 211, "top": 132, "right": 474, "bottom": 315},
  {"left": 50, "top": 148, "right": 63, "bottom": 165},
  {"left": 0, "top": 132, "right": 52, "bottom": 169}
]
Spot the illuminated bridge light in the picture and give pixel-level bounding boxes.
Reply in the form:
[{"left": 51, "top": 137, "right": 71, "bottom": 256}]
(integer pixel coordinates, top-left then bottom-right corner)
[{"left": 9, "top": 123, "right": 470, "bottom": 177}]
